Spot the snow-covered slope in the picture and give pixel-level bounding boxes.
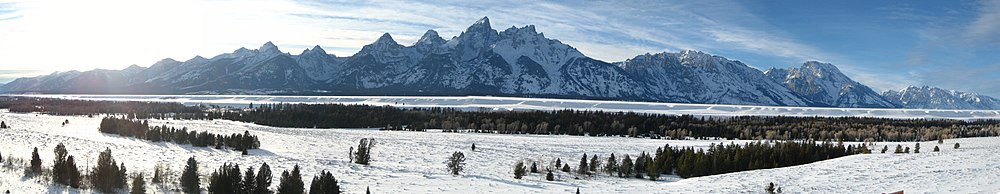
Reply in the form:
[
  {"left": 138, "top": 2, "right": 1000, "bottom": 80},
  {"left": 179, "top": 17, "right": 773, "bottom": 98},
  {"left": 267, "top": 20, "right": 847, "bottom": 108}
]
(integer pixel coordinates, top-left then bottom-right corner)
[
  {"left": 1, "top": 111, "right": 998, "bottom": 193},
  {"left": 619, "top": 51, "right": 810, "bottom": 106},
  {"left": 765, "top": 61, "right": 897, "bottom": 108},
  {"left": 882, "top": 86, "right": 1000, "bottom": 110}
]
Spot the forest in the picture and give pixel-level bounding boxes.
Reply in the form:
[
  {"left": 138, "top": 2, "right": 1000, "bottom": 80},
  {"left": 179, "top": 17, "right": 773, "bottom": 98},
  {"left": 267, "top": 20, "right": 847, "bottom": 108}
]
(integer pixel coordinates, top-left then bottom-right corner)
[{"left": 4, "top": 97, "right": 1000, "bottom": 142}]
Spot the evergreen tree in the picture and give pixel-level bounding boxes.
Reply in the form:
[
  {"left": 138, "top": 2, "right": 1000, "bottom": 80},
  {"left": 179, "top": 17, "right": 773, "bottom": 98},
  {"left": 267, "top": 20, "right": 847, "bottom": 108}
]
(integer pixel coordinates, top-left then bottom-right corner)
[
  {"left": 589, "top": 155, "right": 599, "bottom": 172},
  {"left": 255, "top": 162, "right": 273, "bottom": 194},
  {"left": 64, "top": 156, "right": 82, "bottom": 188},
  {"left": 933, "top": 145, "right": 940, "bottom": 152},
  {"left": 914, "top": 143, "right": 920, "bottom": 153},
  {"left": 152, "top": 164, "right": 166, "bottom": 184},
  {"left": 881, "top": 145, "right": 888, "bottom": 153},
  {"left": 309, "top": 170, "right": 340, "bottom": 194},
  {"left": 605, "top": 154, "right": 617, "bottom": 176},
  {"left": 52, "top": 143, "right": 70, "bottom": 185},
  {"left": 530, "top": 162, "right": 538, "bottom": 173},
  {"left": 180, "top": 157, "right": 200, "bottom": 194},
  {"left": 0, "top": 121, "right": 7, "bottom": 128},
  {"left": 354, "top": 138, "right": 375, "bottom": 165},
  {"left": 904, "top": 147, "right": 910, "bottom": 153},
  {"left": 447, "top": 151, "right": 466, "bottom": 176},
  {"left": 555, "top": 158, "right": 561, "bottom": 168},
  {"left": 131, "top": 173, "right": 147, "bottom": 194},
  {"left": 577, "top": 154, "right": 589, "bottom": 176},
  {"left": 242, "top": 167, "right": 257, "bottom": 193},
  {"left": 634, "top": 153, "right": 647, "bottom": 179},
  {"left": 545, "top": 170, "right": 554, "bottom": 181},
  {"left": 208, "top": 163, "right": 242, "bottom": 193},
  {"left": 954, "top": 143, "right": 960, "bottom": 149},
  {"left": 91, "top": 148, "right": 127, "bottom": 193},
  {"left": 766, "top": 182, "right": 776, "bottom": 194},
  {"left": 894, "top": 145, "right": 903, "bottom": 154},
  {"left": 277, "top": 165, "right": 305, "bottom": 194},
  {"left": 938, "top": 138, "right": 944, "bottom": 144},
  {"left": 366, "top": 187, "right": 371, "bottom": 194},
  {"left": 619, "top": 155, "right": 633, "bottom": 178},
  {"left": 29, "top": 147, "right": 41, "bottom": 175},
  {"left": 561, "top": 164, "right": 570, "bottom": 173},
  {"left": 647, "top": 156, "right": 660, "bottom": 181},
  {"left": 513, "top": 161, "right": 526, "bottom": 179}
]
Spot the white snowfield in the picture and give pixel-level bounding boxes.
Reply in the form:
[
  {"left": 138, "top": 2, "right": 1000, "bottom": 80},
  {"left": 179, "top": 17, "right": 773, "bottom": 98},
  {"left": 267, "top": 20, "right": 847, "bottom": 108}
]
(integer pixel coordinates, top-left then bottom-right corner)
[
  {"left": 13, "top": 94, "right": 1000, "bottom": 120},
  {"left": 1, "top": 111, "right": 998, "bottom": 193}
]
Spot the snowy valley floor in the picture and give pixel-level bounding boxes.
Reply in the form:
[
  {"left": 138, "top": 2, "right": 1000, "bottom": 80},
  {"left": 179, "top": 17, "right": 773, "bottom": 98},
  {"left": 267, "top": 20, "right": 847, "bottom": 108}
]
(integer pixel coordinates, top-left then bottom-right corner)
[{"left": 1, "top": 112, "right": 998, "bottom": 193}]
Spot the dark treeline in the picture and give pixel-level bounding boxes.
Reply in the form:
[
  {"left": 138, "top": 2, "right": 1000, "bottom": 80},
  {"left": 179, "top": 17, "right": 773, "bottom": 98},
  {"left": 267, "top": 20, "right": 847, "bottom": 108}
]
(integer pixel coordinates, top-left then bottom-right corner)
[
  {"left": 99, "top": 117, "right": 260, "bottom": 151},
  {"left": 527, "top": 140, "right": 865, "bottom": 181},
  {"left": 7, "top": 97, "right": 1000, "bottom": 142},
  {"left": 0, "top": 97, "right": 201, "bottom": 118},
  {"left": 212, "top": 103, "right": 1000, "bottom": 142}
]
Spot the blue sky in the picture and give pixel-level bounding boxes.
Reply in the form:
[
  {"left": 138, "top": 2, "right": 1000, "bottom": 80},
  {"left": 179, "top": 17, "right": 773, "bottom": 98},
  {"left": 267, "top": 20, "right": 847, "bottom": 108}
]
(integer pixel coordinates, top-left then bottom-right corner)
[{"left": 0, "top": 0, "right": 998, "bottom": 96}]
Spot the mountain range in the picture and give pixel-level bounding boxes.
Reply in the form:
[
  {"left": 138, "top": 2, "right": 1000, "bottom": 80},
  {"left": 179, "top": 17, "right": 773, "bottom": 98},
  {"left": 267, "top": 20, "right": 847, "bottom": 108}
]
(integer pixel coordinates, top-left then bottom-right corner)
[{"left": 2, "top": 17, "right": 997, "bottom": 110}]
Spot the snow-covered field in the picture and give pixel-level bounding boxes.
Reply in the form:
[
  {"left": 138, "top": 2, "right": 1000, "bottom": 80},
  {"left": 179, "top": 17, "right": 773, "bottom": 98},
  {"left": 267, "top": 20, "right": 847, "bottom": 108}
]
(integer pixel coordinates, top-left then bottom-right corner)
[
  {"left": 2, "top": 111, "right": 999, "bottom": 193},
  {"left": 13, "top": 94, "right": 1000, "bottom": 120}
]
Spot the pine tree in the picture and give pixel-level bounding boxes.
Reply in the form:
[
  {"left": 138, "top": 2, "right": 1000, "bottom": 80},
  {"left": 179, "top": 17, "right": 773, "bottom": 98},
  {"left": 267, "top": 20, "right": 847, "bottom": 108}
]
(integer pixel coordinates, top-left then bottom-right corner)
[
  {"left": 576, "top": 188, "right": 580, "bottom": 194},
  {"left": 255, "top": 162, "right": 273, "bottom": 194},
  {"left": 954, "top": 143, "right": 960, "bottom": 149},
  {"left": 530, "top": 162, "right": 538, "bottom": 173},
  {"left": 180, "top": 157, "right": 200, "bottom": 194},
  {"left": 766, "top": 182, "right": 776, "bottom": 194},
  {"left": 555, "top": 158, "right": 561, "bottom": 168},
  {"left": 619, "top": 155, "right": 633, "bottom": 178},
  {"left": 561, "top": 164, "right": 570, "bottom": 173},
  {"left": 354, "top": 138, "right": 375, "bottom": 165},
  {"left": 904, "top": 147, "right": 910, "bottom": 153},
  {"left": 277, "top": 165, "right": 305, "bottom": 194},
  {"left": 894, "top": 145, "right": 903, "bottom": 154},
  {"left": 91, "top": 148, "right": 127, "bottom": 193},
  {"left": 208, "top": 163, "right": 242, "bottom": 193},
  {"left": 131, "top": 173, "right": 147, "bottom": 194},
  {"left": 647, "top": 154, "right": 660, "bottom": 181},
  {"left": 29, "top": 147, "right": 41, "bottom": 175},
  {"left": 938, "top": 138, "right": 944, "bottom": 144},
  {"left": 366, "top": 187, "right": 371, "bottom": 194},
  {"left": 589, "top": 155, "right": 599, "bottom": 172},
  {"left": 577, "top": 154, "right": 589, "bottom": 176},
  {"left": 447, "top": 151, "right": 466, "bottom": 175},
  {"left": 0, "top": 121, "right": 7, "bottom": 128},
  {"left": 914, "top": 143, "right": 920, "bottom": 153},
  {"left": 513, "top": 161, "right": 526, "bottom": 179},
  {"left": 52, "top": 143, "right": 69, "bottom": 185},
  {"left": 242, "top": 167, "right": 257, "bottom": 193},
  {"left": 65, "top": 156, "right": 82, "bottom": 188},
  {"left": 605, "top": 154, "right": 617, "bottom": 176},
  {"left": 545, "top": 170, "right": 554, "bottom": 181},
  {"left": 933, "top": 145, "right": 940, "bottom": 152},
  {"left": 881, "top": 145, "right": 888, "bottom": 153},
  {"left": 309, "top": 170, "right": 340, "bottom": 194}
]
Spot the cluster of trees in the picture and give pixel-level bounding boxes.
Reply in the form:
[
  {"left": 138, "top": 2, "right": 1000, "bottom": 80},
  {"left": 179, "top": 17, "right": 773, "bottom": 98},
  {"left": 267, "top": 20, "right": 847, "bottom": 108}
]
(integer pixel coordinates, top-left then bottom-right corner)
[
  {"left": 99, "top": 117, "right": 260, "bottom": 151},
  {"left": 351, "top": 138, "right": 375, "bottom": 165},
  {"left": 52, "top": 143, "right": 82, "bottom": 188},
  {"left": 207, "top": 162, "right": 273, "bottom": 193},
  {"left": 515, "top": 140, "right": 864, "bottom": 180},
  {"left": 0, "top": 97, "right": 201, "bottom": 117}
]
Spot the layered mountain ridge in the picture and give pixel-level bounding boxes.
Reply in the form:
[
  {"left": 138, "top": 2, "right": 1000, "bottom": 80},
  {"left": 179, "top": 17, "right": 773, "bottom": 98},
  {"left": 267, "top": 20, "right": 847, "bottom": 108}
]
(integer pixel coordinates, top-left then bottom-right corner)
[{"left": 2, "top": 17, "right": 995, "bottom": 109}]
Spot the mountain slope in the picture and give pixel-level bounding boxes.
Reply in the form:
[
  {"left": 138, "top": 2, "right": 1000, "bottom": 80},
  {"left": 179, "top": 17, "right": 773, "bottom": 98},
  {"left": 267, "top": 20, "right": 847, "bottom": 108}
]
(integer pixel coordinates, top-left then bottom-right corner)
[
  {"left": 3, "top": 17, "right": 996, "bottom": 109},
  {"left": 764, "top": 61, "right": 897, "bottom": 108},
  {"left": 882, "top": 86, "right": 1000, "bottom": 110}
]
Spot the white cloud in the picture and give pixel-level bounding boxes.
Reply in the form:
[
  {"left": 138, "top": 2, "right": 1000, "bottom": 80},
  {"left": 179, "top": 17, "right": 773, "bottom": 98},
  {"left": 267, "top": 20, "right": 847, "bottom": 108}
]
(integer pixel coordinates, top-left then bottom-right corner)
[{"left": 963, "top": 0, "right": 1000, "bottom": 46}]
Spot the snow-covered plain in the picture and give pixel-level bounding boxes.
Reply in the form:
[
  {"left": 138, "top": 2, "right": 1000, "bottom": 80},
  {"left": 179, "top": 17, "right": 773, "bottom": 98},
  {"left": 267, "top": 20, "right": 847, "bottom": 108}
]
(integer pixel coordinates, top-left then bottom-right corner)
[
  {"left": 14, "top": 94, "right": 1000, "bottom": 120},
  {"left": 2, "top": 110, "right": 999, "bottom": 193}
]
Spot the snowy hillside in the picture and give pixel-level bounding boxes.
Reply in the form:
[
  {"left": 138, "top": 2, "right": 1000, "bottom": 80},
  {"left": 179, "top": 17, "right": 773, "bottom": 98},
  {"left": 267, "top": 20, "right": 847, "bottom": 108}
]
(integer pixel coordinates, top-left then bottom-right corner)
[
  {"left": 1, "top": 110, "right": 997, "bottom": 193},
  {"left": 18, "top": 94, "right": 1000, "bottom": 120}
]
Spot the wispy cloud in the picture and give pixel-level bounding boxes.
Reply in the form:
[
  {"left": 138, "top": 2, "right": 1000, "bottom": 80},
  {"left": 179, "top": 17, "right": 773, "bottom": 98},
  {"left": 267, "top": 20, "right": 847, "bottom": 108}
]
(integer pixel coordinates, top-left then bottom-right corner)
[{"left": 962, "top": 0, "right": 1000, "bottom": 46}]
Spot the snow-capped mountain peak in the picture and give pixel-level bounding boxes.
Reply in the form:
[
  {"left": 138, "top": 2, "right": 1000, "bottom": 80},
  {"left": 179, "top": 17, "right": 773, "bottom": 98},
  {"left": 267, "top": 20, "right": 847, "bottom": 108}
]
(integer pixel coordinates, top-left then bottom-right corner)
[
  {"left": 882, "top": 85, "right": 1000, "bottom": 109},
  {"left": 259, "top": 41, "right": 281, "bottom": 54},
  {"left": 766, "top": 61, "right": 896, "bottom": 108}
]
